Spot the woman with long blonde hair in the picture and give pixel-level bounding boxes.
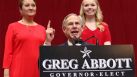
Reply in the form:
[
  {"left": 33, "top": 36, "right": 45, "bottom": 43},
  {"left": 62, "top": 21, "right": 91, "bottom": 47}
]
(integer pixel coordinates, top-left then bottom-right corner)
[{"left": 80, "top": 0, "right": 111, "bottom": 45}]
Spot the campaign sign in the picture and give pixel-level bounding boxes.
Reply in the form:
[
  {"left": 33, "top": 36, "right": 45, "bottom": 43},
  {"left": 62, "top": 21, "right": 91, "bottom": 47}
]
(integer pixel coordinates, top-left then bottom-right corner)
[{"left": 39, "top": 45, "right": 135, "bottom": 77}]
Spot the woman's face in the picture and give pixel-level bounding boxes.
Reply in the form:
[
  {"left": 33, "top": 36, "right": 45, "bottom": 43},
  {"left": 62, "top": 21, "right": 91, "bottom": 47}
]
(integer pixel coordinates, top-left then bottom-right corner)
[
  {"left": 20, "top": 0, "right": 36, "bottom": 18},
  {"left": 83, "top": 0, "right": 98, "bottom": 17}
]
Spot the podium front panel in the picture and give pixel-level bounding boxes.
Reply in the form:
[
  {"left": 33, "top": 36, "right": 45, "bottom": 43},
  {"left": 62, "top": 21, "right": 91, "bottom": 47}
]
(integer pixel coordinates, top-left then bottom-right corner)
[{"left": 39, "top": 45, "right": 135, "bottom": 77}]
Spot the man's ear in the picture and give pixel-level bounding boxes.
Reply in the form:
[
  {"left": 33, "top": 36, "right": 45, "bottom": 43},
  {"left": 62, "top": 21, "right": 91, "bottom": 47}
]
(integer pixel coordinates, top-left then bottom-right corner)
[{"left": 62, "top": 26, "right": 66, "bottom": 33}]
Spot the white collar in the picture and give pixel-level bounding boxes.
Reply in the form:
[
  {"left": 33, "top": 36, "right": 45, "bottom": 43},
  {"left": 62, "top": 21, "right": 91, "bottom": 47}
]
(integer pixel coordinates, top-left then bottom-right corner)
[
  {"left": 67, "top": 40, "right": 82, "bottom": 46},
  {"left": 67, "top": 40, "right": 73, "bottom": 46}
]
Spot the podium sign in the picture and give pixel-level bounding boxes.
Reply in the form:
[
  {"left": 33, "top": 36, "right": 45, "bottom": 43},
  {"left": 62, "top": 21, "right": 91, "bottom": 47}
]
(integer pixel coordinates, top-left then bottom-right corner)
[{"left": 40, "top": 45, "right": 135, "bottom": 77}]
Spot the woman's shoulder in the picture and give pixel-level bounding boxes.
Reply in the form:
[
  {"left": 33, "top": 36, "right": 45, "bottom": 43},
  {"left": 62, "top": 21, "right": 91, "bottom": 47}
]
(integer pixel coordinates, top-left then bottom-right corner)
[
  {"left": 36, "top": 24, "right": 45, "bottom": 30},
  {"left": 9, "top": 21, "right": 19, "bottom": 26},
  {"left": 7, "top": 22, "right": 20, "bottom": 29},
  {"left": 100, "top": 22, "right": 109, "bottom": 27},
  {"left": 100, "top": 22, "right": 110, "bottom": 29},
  {"left": 97, "top": 22, "right": 110, "bottom": 32},
  {"left": 100, "top": 22, "right": 111, "bottom": 32}
]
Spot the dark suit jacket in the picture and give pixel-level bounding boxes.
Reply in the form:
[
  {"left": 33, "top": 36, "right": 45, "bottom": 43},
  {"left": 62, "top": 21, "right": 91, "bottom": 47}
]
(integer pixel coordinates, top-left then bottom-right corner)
[{"left": 59, "top": 41, "right": 94, "bottom": 46}]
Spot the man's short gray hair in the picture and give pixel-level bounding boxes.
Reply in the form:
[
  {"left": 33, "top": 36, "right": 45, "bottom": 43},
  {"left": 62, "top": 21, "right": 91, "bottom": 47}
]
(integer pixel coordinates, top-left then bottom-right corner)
[{"left": 62, "top": 13, "right": 83, "bottom": 28}]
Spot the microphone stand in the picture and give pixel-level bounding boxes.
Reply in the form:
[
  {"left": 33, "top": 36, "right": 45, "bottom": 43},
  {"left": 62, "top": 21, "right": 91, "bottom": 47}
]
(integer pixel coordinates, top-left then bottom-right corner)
[{"left": 83, "top": 36, "right": 99, "bottom": 46}]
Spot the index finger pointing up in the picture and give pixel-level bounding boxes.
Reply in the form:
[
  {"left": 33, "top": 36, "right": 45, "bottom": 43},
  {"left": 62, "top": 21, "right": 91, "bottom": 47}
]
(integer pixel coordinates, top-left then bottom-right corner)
[{"left": 47, "top": 20, "right": 51, "bottom": 29}]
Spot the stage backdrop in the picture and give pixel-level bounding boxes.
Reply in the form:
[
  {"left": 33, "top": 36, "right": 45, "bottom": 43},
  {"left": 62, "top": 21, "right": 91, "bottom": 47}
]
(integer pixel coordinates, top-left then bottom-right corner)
[{"left": 0, "top": 0, "right": 137, "bottom": 76}]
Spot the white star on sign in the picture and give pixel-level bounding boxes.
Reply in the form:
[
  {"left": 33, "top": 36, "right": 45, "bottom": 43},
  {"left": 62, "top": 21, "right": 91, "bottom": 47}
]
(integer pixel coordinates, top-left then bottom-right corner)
[{"left": 80, "top": 47, "right": 92, "bottom": 58}]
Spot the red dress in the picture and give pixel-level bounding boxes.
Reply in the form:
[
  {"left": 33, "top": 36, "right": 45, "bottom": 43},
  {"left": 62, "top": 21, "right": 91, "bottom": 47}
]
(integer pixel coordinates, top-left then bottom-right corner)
[
  {"left": 3, "top": 22, "right": 46, "bottom": 77},
  {"left": 81, "top": 22, "right": 111, "bottom": 45}
]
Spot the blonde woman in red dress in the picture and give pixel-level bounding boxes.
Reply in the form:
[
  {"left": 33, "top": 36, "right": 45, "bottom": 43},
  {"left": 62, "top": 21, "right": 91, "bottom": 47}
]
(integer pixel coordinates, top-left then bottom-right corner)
[{"left": 80, "top": 0, "right": 111, "bottom": 45}]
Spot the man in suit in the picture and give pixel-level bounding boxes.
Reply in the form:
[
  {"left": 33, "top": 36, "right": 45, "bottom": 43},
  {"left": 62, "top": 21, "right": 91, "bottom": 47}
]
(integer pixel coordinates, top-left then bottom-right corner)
[
  {"left": 45, "top": 13, "right": 90, "bottom": 46},
  {"left": 61, "top": 13, "right": 87, "bottom": 46}
]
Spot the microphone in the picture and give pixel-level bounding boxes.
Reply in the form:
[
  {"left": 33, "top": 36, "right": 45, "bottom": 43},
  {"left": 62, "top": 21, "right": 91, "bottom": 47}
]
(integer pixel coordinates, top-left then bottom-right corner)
[
  {"left": 84, "top": 35, "right": 99, "bottom": 46},
  {"left": 72, "top": 36, "right": 83, "bottom": 46},
  {"left": 74, "top": 39, "right": 83, "bottom": 46}
]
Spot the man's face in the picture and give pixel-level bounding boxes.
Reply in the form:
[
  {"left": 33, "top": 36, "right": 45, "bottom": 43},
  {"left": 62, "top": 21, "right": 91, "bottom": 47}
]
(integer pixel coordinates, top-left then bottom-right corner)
[{"left": 63, "top": 15, "right": 83, "bottom": 40}]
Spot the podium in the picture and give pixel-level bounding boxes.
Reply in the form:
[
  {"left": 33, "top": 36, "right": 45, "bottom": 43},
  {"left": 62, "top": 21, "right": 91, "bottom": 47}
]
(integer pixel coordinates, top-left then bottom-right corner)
[{"left": 39, "top": 45, "right": 135, "bottom": 77}]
